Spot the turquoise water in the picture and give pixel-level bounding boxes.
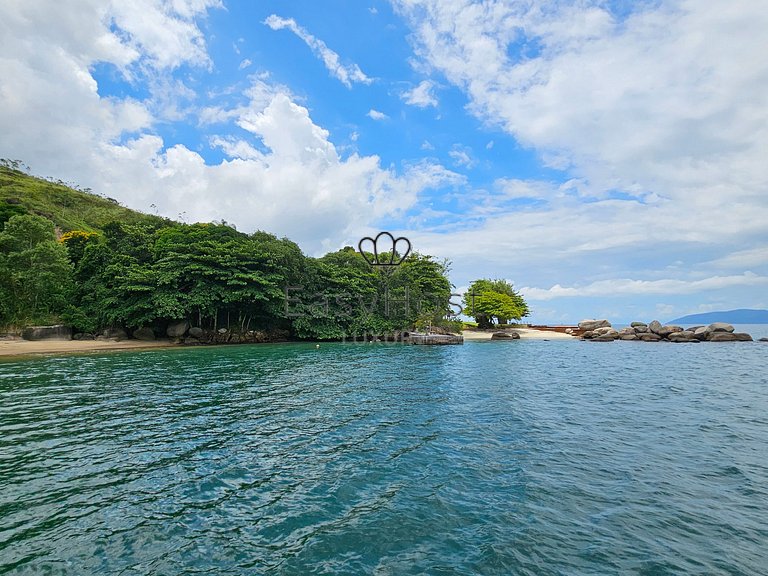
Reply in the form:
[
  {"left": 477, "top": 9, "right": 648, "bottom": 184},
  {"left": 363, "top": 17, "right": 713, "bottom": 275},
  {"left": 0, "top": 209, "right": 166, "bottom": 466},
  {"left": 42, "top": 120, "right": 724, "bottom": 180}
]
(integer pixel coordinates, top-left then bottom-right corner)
[{"left": 1, "top": 340, "right": 767, "bottom": 575}]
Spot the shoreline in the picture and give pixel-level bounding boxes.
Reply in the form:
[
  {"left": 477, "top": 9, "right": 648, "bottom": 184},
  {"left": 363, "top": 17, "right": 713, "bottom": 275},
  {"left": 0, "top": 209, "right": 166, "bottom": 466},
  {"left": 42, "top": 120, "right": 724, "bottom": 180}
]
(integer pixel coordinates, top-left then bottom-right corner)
[
  {"left": 0, "top": 327, "right": 577, "bottom": 358},
  {"left": 0, "top": 338, "right": 176, "bottom": 358},
  {"left": 461, "top": 328, "right": 576, "bottom": 340}
]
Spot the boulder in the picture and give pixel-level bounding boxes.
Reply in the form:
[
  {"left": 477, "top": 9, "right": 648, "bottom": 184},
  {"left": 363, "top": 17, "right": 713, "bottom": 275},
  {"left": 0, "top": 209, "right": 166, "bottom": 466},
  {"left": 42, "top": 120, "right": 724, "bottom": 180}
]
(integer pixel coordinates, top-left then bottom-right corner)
[
  {"left": 492, "top": 331, "right": 520, "bottom": 340},
  {"left": 630, "top": 321, "right": 648, "bottom": 328},
  {"left": 166, "top": 320, "right": 190, "bottom": 338},
  {"left": 581, "top": 330, "right": 596, "bottom": 340},
  {"left": 648, "top": 320, "right": 663, "bottom": 334},
  {"left": 633, "top": 325, "right": 648, "bottom": 333},
  {"left": 639, "top": 333, "right": 661, "bottom": 342},
  {"left": 708, "top": 332, "right": 752, "bottom": 342},
  {"left": 618, "top": 327, "right": 636, "bottom": 336},
  {"left": 133, "top": 327, "right": 155, "bottom": 341},
  {"left": 668, "top": 331, "right": 697, "bottom": 343},
  {"left": 619, "top": 334, "right": 638, "bottom": 341},
  {"left": 594, "top": 327, "right": 618, "bottom": 336},
  {"left": 102, "top": 327, "right": 128, "bottom": 341},
  {"left": 578, "top": 319, "right": 611, "bottom": 331},
  {"left": 693, "top": 326, "right": 710, "bottom": 340},
  {"left": 708, "top": 322, "right": 734, "bottom": 333},
  {"left": 759, "top": 337, "right": 768, "bottom": 342},
  {"left": 21, "top": 325, "right": 72, "bottom": 341},
  {"left": 591, "top": 334, "right": 617, "bottom": 342},
  {"left": 189, "top": 326, "right": 204, "bottom": 338},
  {"left": 656, "top": 325, "right": 684, "bottom": 337}
]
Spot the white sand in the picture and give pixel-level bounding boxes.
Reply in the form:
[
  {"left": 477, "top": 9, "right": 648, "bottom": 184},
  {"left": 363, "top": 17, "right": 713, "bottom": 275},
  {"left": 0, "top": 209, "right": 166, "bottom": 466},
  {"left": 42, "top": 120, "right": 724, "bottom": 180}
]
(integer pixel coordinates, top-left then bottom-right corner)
[
  {"left": 462, "top": 329, "right": 576, "bottom": 340},
  {"left": 0, "top": 338, "right": 174, "bottom": 357}
]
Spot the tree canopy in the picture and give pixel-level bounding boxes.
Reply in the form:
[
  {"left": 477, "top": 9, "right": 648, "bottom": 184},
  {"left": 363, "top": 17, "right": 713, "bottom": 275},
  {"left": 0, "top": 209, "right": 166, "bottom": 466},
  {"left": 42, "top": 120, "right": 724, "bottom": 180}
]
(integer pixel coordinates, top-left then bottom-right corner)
[{"left": 462, "top": 278, "right": 529, "bottom": 328}]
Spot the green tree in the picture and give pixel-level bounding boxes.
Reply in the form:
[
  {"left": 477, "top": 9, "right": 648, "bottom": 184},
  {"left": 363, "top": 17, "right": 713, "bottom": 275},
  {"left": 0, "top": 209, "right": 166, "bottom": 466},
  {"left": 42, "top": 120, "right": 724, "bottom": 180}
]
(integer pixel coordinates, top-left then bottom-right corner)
[
  {"left": 0, "top": 214, "right": 74, "bottom": 326},
  {"left": 463, "top": 278, "right": 529, "bottom": 328}
]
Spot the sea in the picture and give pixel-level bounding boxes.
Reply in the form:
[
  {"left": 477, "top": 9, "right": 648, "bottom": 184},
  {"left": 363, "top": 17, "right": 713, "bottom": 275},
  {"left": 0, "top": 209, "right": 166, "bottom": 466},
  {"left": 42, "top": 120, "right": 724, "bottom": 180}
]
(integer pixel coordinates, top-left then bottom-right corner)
[{"left": 1, "top": 328, "right": 767, "bottom": 575}]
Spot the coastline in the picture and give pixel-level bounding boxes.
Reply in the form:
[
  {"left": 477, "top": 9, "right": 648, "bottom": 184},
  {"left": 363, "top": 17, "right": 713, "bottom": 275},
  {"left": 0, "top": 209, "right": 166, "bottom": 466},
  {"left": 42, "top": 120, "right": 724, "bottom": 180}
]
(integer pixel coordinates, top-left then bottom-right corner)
[
  {"left": 0, "top": 338, "right": 175, "bottom": 358},
  {"left": 0, "top": 327, "right": 577, "bottom": 358},
  {"left": 462, "top": 328, "right": 576, "bottom": 340}
]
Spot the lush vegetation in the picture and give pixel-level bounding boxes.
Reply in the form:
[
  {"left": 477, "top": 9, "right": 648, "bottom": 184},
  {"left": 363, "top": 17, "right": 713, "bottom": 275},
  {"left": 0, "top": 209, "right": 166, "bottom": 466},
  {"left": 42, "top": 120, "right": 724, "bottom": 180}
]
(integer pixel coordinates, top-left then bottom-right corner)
[
  {"left": 0, "top": 163, "right": 459, "bottom": 339},
  {"left": 462, "top": 278, "right": 529, "bottom": 328},
  {"left": 0, "top": 160, "right": 168, "bottom": 232}
]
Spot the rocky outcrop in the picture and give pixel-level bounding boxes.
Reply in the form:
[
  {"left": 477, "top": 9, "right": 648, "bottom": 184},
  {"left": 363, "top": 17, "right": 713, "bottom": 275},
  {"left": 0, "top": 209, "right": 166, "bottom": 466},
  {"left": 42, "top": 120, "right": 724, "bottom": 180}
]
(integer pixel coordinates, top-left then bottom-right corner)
[
  {"left": 581, "top": 320, "right": 754, "bottom": 343},
  {"left": 491, "top": 331, "right": 520, "bottom": 340},
  {"left": 132, "top": 327, "right": 155, "bottom": 341},
  {"left": 100, "top": 327, "right": 128, "bottom": 341},
  {"left": 578, "top": 319, "right": 611, "bottom": 331},
  {"left": 188, "top": 326, "right": 204, "bottom": 338},
  {"left": 166, "top": 320, "right": 189, "bottom": 338},
  {"left": 21, "top": 325, "right": 72, "bottom": 341}
]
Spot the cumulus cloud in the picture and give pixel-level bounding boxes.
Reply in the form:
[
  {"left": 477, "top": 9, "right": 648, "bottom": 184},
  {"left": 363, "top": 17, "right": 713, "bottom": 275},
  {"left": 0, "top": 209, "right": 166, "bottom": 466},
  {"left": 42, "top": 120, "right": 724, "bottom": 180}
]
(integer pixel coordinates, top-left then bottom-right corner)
[
  {"left": 264, "top": 15, "right": 372, "bottom": 88},
  {"left": 392, "top": 0, "right": 768, "bottom": 310},
  {"left": 367, "top": 109, "right": 389, "bottom": 121},
  {"left": 519, "top": 273, "right": 768, "bottom": 301},
  {"left": 402, "top": 80, "right": 438, "bottom": 107},
  {"left": 0, "top": 1, "right": 454, "bottom": 254}
]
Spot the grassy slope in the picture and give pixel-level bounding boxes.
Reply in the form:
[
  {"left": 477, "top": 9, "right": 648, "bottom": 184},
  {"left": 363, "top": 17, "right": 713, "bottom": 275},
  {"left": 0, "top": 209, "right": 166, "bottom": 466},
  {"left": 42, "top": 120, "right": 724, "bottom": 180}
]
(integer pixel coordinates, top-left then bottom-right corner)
[{"left": 0, "top": 166, "right": 168, "bottom": 232}]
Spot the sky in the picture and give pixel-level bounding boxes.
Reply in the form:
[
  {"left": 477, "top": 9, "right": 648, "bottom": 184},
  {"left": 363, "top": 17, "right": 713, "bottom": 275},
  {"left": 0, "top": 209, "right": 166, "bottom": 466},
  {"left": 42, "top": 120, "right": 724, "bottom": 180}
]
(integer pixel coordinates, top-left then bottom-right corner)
[{"left": 1, "top": 0, "right": 767, "bottom": 324}]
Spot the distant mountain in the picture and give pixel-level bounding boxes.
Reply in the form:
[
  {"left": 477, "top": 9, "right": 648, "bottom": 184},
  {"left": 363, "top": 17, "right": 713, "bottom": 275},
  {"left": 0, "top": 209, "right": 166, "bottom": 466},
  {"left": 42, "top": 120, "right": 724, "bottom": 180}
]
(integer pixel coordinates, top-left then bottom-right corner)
[{"left": 669, "top": 309, "right": 768, "bottom": 325}]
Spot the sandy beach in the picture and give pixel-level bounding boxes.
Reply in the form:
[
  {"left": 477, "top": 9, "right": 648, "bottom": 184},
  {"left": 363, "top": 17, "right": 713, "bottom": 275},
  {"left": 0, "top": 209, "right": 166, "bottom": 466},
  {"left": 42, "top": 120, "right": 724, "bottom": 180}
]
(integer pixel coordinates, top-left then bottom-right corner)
[
  {"left": 462, "top": 328, "right": 576, "bottom": 340},
  {"left": 0, "top": 338, "right": 175, "bottom": 358},
  {"left": 0, "top": 328, "right": 576, "bottom": 358}
]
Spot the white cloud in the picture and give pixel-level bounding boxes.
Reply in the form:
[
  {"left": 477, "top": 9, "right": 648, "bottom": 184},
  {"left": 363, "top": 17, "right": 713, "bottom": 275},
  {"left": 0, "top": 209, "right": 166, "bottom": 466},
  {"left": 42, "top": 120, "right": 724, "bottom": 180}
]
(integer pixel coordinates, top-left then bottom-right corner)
[
  {"left": 264, "top": 15, "right": 372, "bottom": 88},
  {"left": 519, "top": 273, "right": 768, "bottom": 301},
  {"left": 402, "top": 80, "right": 438, "bottom": 107},
  {"left": 0, "top": 1, "right": 457, "bottom": 254},
  {"left": 238, "top": 58, "right": 252, "bottom": 70},
  {"left": 367, "top": 109, "right": 389, "bottom": 121},
  {"left": 391, "top": 0, "right": 768, "bottom": 312},
  {"left": 448, "top": 144, "right": 474, "bottom": 168}
]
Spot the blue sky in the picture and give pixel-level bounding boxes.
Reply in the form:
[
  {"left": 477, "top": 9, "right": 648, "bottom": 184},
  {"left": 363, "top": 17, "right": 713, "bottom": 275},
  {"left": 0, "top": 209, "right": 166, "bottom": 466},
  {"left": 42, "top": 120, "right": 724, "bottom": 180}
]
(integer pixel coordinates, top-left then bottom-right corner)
[{"left": 1, "top": 0, "right": 767, "bottom": 324}]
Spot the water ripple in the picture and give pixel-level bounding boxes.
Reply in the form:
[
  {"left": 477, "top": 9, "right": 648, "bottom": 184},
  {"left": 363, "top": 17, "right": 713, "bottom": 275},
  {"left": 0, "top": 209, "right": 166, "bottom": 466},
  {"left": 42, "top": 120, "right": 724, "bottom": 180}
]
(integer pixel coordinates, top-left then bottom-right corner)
[{"left": 1, "top": 342, "right": 767, "bottom": 574}]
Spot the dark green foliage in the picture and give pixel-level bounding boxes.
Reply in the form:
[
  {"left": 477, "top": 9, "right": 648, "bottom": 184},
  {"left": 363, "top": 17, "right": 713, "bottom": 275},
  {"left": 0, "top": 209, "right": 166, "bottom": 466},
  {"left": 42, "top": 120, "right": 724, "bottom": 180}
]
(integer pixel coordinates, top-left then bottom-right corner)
[
  {"left": 1, "top": 165, "right": 456, "bottom": 339},
  {"left": 0, "top": 215, "right": 74, "bottom": 326}
]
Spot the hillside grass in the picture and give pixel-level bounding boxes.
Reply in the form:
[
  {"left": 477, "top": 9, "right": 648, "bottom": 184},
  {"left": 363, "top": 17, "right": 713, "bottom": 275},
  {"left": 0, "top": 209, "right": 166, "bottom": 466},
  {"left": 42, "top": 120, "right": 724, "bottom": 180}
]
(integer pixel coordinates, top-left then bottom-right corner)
[{"left": 0, "top": 165, "right": 169, "bottom": 233}]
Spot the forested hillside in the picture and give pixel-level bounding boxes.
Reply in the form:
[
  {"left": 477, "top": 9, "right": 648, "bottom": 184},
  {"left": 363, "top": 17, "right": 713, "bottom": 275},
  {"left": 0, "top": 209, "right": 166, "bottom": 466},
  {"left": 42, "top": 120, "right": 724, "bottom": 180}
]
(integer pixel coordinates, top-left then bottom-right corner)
[{"left": 0, "top": 163, "right": 456, "bottom": 339}]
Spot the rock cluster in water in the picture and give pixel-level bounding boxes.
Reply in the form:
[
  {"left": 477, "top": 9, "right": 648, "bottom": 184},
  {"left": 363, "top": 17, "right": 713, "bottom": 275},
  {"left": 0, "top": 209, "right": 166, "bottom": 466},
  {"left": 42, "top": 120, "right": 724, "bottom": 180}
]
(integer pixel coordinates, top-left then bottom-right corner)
[{"left": 578, "top": 319, "right": 754, "bottom": 342}]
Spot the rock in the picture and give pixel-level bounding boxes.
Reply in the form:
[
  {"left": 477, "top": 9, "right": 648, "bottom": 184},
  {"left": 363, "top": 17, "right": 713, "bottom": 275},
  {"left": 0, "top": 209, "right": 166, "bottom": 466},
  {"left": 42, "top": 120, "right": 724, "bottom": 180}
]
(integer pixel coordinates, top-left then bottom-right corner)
[
  {"left": 708, "top": 322, "right": 734, "bottom": 333},
  {"left": 630, "top": 321, "right": 647, "bottom": 328},
  {"left": 184, "top": 336, "right": 200, "bottom": 344},
  {"left": 619, "top": 334, "right": 638, "bottom": 341},
  {"left": 758, "top": 337, "right": 768, "bottom": 342},
  {"left": 648, "top": 320, "right": 663, "bottom": 334},
  {"left": 591, "top": 335, "right": 617, "bottom": 342},
  {"left": 669, "top": 331, "right": 697, "bottom": 342},
  {"left": 693, "top": 326, "right": 710, "bottom": 340},
  {"left": 618, "top": 327, "right": 635, "bottom": 336},
  {"left": 132, "top": 327, "right": 155, "bottom": 341},
  {"left": 21, "top": 325, "right": 72, "bottom": 341},
  {"left": 189, "top": 326, "right": 204, "bottom": 338},
  {"left": 633, "top": 325, "right": 648, "bottom": 333},
  {"left": 217, "top": 328, "right": 228, "bottom": 334},
  {"left": 708, "top": 332, "right": 752, "bottom": 342},
  {"left": 166, "top": 320, "right": 190, "bottom": 338},
  {"left": 578, "top": 319, "right": 611, "bottom": 331},
  {"left": 581, "top": 330, "right": 596, "bottom": 339},
  {"left": 594, "top": 326, "right": 617, "bottom": 336},
  {"left": 491, "top": 331, "right": 520, "bottom": 340},
  {"left": 639, "top": 333, "right": 661, "bottom": 342},
  {"left": 102, "top": 327, "right": 128, "bottom": 341},
  {"left": 656, "top": 325, "right": 684, "bottom": 337}
]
